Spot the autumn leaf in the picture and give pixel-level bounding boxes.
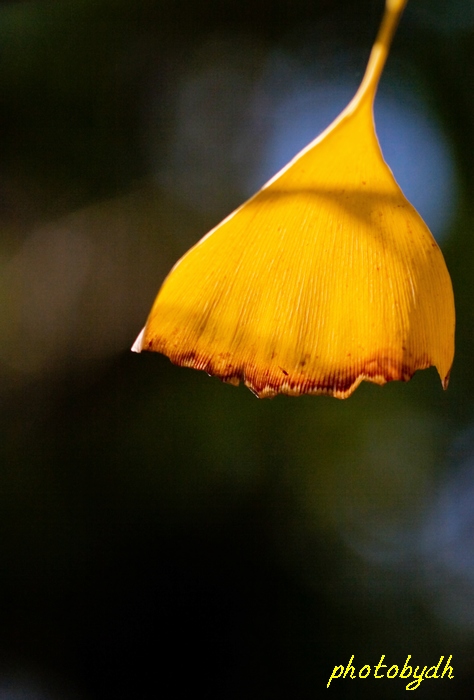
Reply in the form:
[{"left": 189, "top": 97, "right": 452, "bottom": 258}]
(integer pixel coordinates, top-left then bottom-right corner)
[{"left": 133, "top": 0, "right": 455, "bottom": 399}]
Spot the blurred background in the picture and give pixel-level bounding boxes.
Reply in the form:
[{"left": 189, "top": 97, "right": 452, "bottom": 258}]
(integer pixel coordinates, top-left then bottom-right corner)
[{"left": 1, "top": 0, "right": 474, "bottom": 697}]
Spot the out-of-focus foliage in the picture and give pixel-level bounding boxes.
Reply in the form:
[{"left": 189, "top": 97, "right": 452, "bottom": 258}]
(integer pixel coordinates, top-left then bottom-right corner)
[{"left": 1, "top": 1, "right": 474, "bottom": 698}]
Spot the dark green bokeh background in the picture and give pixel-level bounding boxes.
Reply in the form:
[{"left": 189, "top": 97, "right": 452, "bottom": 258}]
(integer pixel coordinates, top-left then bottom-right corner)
[{"left": 1, "top": 1, "right": 474, "bottom": 697}]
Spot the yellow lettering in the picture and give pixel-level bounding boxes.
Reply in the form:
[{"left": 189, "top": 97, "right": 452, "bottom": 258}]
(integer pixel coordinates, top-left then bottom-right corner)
[
  {"left": 327, "top": 665, "right": 344, "bottom": 688},
  {"left": 400, "top": 655, "right": 412, "bottom": 679},
  {"left": 343, "top": 655, "right": 356, "bottom": 679},
  {"left": 374, "top": 655, "right": 386, "bottom": 678},
  {"left": 406, "top": 665, "right": 427, "bottom": 690},
  {"left": 441, "top": 655, "right": 454, "bottom": 679},
  {"left": 425, "top": 656, "right": 444, "bottom": 679}
]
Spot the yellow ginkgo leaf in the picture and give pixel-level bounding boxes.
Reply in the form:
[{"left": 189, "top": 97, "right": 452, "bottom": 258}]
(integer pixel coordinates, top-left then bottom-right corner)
[{"left": 133, "top": 0, "right": 455, "bottom": 399}]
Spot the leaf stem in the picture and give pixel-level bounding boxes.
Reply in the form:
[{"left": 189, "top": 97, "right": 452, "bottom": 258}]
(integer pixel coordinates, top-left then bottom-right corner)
[{"left": 351, "top": 0, "right": 409, "bottom": 109}]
